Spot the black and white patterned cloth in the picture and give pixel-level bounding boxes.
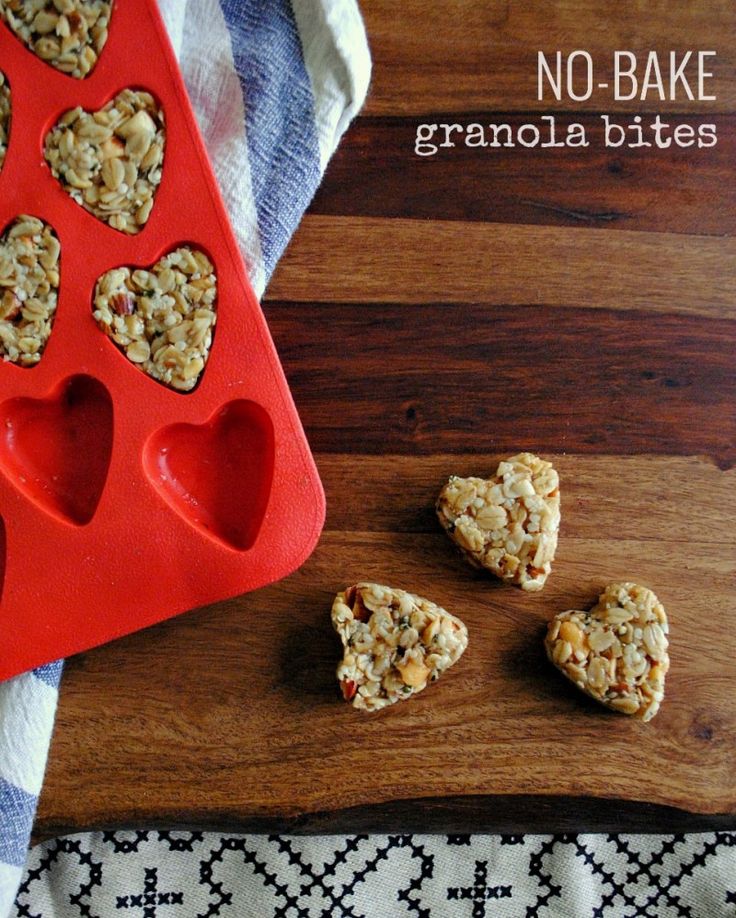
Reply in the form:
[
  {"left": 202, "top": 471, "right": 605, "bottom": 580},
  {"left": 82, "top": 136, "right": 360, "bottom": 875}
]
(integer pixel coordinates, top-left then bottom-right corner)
[{"left": 12, "top": 831, "right": 736, "bottom": 917}]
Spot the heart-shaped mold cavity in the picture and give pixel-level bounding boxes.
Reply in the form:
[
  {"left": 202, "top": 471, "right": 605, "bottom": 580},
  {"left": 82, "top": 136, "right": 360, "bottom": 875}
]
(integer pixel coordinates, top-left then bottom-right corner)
[
  {"left": 0, "top": 375, "right": 113, "bottom": 525},
  {"left": 0, "top": 215, "right": 60, "bottom": 366},
  {"left": 145, "top": 401, "right": 274, "bottom": 550},
  {"left": 93, "top": 246, "right": 217, "bottom": 392},
  {"left": 0, "top": 0, "right": 113, "bottom": 79},
  {"left": 44, "top": 88, "right": 164, "bottom": 234},
  {"left": 0, "top": 71, "right": 9, "bottom": 173}
]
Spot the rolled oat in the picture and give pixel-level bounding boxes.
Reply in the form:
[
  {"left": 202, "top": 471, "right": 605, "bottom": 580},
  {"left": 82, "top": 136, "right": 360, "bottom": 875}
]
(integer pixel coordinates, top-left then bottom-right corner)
[
  {"left": 436, "top": 453, "right": 560, "bottom": 591},
  {"left": 332, "top": 582, "right": 468, "bottom": 712},
  {"left": 545, "top": 582, "right": 669, "bottom": 722},
  {"left": 0, "top": 214, "right": 60, "bottom": 366},
  {"left": 0, "top": 0, "right": 112, "bottom": 78},
  {"left": 93, "top": 246, "right": 216, "bottom": 391},
  {"left": 44, "top": 88, "right": 164, "bottom": 234}
]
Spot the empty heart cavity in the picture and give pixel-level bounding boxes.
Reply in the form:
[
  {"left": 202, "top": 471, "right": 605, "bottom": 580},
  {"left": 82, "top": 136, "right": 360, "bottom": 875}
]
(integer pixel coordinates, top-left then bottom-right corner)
[
  {"left": 144, "top": 400, "right": 274, "bottom": 551},
  {"left": 0, "top": 375, "right": 113, "bottom": 525}
]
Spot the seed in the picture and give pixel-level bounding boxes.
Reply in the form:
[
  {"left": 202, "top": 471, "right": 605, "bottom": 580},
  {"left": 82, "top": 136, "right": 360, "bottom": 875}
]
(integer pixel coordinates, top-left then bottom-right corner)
[
  {"left": 136, "top": 198, "right": 153, "bottom": 225},
  {"left": 559, "top": 621, "right": 586, "bottom": 654}
]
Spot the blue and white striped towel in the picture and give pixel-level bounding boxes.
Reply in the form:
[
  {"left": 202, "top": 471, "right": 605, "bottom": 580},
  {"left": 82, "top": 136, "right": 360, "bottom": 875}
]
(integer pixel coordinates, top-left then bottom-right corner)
[{"left": 0, "top": 1, "right": 370, "bottom": 913}]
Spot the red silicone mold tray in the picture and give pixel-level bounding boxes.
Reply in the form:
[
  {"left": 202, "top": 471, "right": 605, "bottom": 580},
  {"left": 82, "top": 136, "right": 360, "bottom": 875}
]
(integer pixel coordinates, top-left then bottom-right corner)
[{"left": 0, "top": 0, "right": 325, "bottom": 681}]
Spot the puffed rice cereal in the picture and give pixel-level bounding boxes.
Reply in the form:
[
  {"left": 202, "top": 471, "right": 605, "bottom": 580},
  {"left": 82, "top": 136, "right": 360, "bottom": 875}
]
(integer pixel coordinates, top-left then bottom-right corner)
[
  {"left": 332, "top": 582, "right": 468, "bottom": 712},
  {"left": 545, "top": 582, "right": 669, "bottom": 722}
]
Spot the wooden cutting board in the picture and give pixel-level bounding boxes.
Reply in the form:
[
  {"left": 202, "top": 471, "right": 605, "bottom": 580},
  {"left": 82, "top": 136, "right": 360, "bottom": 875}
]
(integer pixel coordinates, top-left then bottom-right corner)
[{"left": 37, "top": 0, "right": 736, "bottom": 836}]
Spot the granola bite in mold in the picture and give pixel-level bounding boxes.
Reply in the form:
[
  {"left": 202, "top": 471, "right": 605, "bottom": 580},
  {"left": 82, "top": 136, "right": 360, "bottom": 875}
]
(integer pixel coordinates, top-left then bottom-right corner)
[
  {"left": 93, "top": 246, "right": 216, "bottom": 392},
  {"left": 0, "top": 215, "right": 60, "bottom": 366},
  {"left": 0, "top": 0, "right": 112, "bottom": 79},
  {"left": 545, "top": 582, "right": 670, "bottom": 722},
  {"left": 332, "top": 582, "right": 468, "bottom": 712},
  {"left": 437, "top": 452, "right": 560, "bottom": 591},
  {"left": 44, "top": 88, "right": 164, "bottom": 234}
]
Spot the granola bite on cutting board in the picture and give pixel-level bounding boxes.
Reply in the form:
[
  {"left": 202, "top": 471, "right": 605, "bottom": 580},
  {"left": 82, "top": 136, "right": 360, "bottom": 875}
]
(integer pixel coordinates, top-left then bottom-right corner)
[
  {"left": 545, "top": 582, "right": 669, "bottom": 722},
  {"left": 332, "top": 582, "right": 468, "bottom": 712},
  {"left": 436, "top": 452, "right": 560, "bottom": 591}
]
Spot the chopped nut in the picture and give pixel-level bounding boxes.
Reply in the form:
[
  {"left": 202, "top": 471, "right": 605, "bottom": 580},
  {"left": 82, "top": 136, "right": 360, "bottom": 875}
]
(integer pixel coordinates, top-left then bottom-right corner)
[
  {"left": 559, "top": 621, "right": 586, "bottom": 653},
  {"left": 109, "top": 291, "right": 134, "bottom": 315},
  {"left": 396, "top": 658, "right": 431, "bottom": 687}
]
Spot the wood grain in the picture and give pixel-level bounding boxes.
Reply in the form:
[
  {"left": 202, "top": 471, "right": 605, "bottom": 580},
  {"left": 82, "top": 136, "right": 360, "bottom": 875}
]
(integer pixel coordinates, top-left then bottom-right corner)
[
  {"left": 267, "top": 216, "right": 736, "bottom": 318},
  {"left": 264, "top": 303, "right": 735, "bottom": 468},
  {"left": 315, "top": 454, "right": 735, "bottom": 540},
  {"left": 34, "top": 0, "right": 736, "bottom": 836},
  {"left": 39, "top": 451, "right": 736, "bottom": 831},
  {"left": 310, "top": 115, "right": 736, "bottom": 236},
  {"left": 360, "top": 0, "right": 736, "bottom": 115}
]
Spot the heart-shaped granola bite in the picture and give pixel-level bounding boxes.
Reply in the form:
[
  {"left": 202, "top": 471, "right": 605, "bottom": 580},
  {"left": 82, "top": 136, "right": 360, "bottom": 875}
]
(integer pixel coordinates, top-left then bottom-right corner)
[
  {"left": 0, "top": 72, "right": 9, "bottom": 172},
  {"left": 436, "top": 452, "right": 560, "bottom": 591},
  {"left": 332, "top": 582, "right": 468, "bottom": 711},
  {"left": 93, "top": 247, "right": 217, "bottom": 391},
  {"left": 545, "top": 582, "right": 669, "bottom": 722},
  {"left": 44, "top": 88, "right": 164, "bottom": 234},
  {"left": 0, "top": 215, "right": 60, "bottom": 366},
  {"left": 0, "top": 0, "right": 112, "bottom": 78}
]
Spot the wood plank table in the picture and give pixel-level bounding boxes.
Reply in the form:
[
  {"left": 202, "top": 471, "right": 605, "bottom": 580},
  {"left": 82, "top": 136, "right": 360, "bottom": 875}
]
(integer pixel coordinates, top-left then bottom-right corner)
[{"left": 37, "top": 0, "right": 736, "bottom": 838}]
